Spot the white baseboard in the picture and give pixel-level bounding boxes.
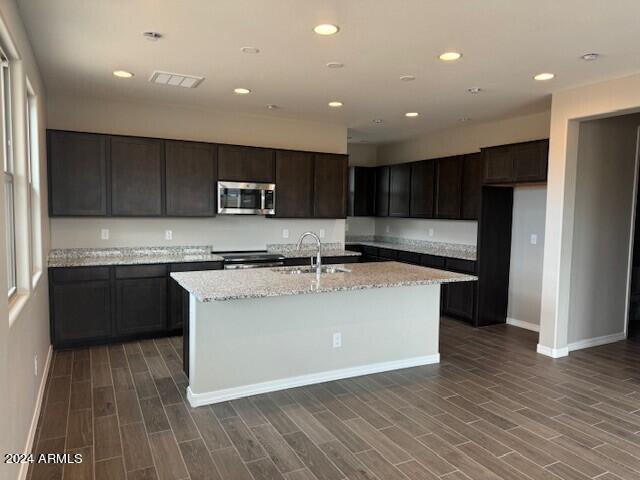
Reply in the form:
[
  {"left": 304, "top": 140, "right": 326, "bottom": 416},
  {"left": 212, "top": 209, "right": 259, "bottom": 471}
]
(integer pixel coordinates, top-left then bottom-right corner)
[
  {"left": 537, "top": 331, "right": 627, "bottom": 359},
  {"left": 536, "top": 343, "right": 569, "bottom": 358},
  {"left": 188, "top": 354, "right": 440, "bottom": 407},
  {"left": 507, "top": 317, "right": 540, "bottom": 332},
  {"left": 568, "top": 332, "right": 627, "bottom": 352},
  {"left": 19, "top": 345, "right": 53, "bottom": 480}
]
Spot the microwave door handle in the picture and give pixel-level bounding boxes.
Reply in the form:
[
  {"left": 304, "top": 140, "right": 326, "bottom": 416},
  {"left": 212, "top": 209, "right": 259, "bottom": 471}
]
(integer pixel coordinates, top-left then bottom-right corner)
[{"left": 261, "top": 190, "right": 266, "bottom": 210}]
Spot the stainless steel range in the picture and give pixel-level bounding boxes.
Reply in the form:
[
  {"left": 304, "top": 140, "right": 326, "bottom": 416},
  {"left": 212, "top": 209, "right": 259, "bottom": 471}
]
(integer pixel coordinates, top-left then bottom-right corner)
[{"left": 215, "top": 251, "right": 285, "bottom": 270}]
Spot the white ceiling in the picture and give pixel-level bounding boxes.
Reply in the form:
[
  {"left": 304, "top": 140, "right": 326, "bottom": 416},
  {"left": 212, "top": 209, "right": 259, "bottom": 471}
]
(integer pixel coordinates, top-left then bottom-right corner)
[{"left": 17, "top": 0, "right": 640, "bottom": 144}]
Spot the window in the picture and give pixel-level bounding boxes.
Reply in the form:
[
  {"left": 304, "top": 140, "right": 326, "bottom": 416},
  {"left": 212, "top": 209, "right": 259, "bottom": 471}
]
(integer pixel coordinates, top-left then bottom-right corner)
[
  {"left": 1, "top": 51, "right": 15, "bottom": 298},
  {"left": 26, "top": 82, "right": 41, "bottom": 282}
]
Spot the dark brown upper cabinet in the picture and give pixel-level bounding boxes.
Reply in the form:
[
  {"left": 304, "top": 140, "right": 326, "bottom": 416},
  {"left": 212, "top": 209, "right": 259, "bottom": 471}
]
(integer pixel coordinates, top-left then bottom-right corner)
[
  {"left": 165, "top": 141, "right": 217, "bottom": 217},
  {"left": 313, "top": 153, "right": 348, "bottom": 218},
  {"left": 274, "top": 150, "right": 314, "bottom": 218},
  {"left": 482, "top": 139, "right": 549, "bottom": 184},
  {"left": 513, "top": 140, "right": 549, "bottom": 182},
  {"left": 461, "top": 152, "right": 483, "bottom": 220},
  {"left": 48, "top": 130, "right": 109, "bottom": 216},
  {"left": 389, "top": 164, "right": 411, "bottom": 217},
  {"left": 375, "top": 166, "right": 390, "bottom": 217},
  {"left": 218, "top": 144, "right": 275, "bottom": 183},
  {"left": 409, "top": 160, "right": 435, "bottom": 218},
  {"left": 348, "top": 167, "right": 376, "bottom": 217},
  {"left": 110, "top": 136, "right": 164, "bottom": 216},
  {"left": 435, "top": 155, "right": 463, "bottom": 219}
]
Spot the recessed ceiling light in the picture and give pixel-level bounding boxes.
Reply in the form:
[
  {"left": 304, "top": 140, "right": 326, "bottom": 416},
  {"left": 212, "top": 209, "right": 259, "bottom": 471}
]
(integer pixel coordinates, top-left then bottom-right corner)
[
  {"left": 233, "top": 87, "right": 251, "bottom": 94},
  {"left": 113, "top": 70, "right": 134, "bottom": 78},
  {"left": 534, "top": 72, "right": 555, "bottom": 81},
  {"left": 467, "top": 87, "right": 482, "bottom": 94},
  {"left": 143, "top": 31, "right": 162, "bottom": 41},
  {"left": 314, "top": 24, "right": 339, "bottom": 36},
  {"left": 405, "top": 112, "right": 419, "bottom": 118},
  {"left": 400, "top": 75, "right": 416, "bottom": 82},
  {"left": 439, "top": 52, "right": 462, "bottom": 61},
  {"left": 581, "top": 53, "right": 599, "bottom": 61},
  {"left": 241, "top": 46, "right": 260, "bottom": 54},
  {"left": 266, "top": 104, "right": 279, "bottom": 110},
  {"left": 328, "top": 101, "right": 343, "bottom": 108},
  {"left": 326, "top": 62, "right": 344, "bottom": 69},
  {"left": 372, "top": 119, "right": 383, "bottom": 124}
]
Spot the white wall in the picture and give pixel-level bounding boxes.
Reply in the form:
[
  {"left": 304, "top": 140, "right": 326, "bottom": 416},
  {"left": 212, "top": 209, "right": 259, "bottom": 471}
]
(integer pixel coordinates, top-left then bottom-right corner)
[
  {"left": 374, "top": 218, "right": 477, "bottom": 246},
  {"left": 566, "top": 115, "right": 640, "bottom": 344},
  {"left": 347, "top": 142, "right": 377, "bottom": 167},
  {"left": 47, "top": 95, "right": 348, "bottom": 249},
  {"left": 539, "top": 72, "right": 640, "bottom": 356},
  {"left": 0, "top": 2, "right": 50, "bottom": 480},
  {"left": 51, "top": 217, "right": 345, "bottom": 250},
  {"left": 508, "top": 186, "right": 547, "bottom": 328}
]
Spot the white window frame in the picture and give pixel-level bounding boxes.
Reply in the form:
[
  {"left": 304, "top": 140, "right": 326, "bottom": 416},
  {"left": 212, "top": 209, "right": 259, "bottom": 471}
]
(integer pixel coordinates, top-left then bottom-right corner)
[
  {"left": 26, "top": 80, "right": 41, "bottom": 286},
  {"left": 1, "top": 50, "right": 16, "bottom": 300}
]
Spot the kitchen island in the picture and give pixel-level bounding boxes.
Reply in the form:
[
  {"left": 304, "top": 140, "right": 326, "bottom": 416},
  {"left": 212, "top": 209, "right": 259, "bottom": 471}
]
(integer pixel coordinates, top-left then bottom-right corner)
[{"left": 171, "top": 262, "right": 476, "bottom": 407}]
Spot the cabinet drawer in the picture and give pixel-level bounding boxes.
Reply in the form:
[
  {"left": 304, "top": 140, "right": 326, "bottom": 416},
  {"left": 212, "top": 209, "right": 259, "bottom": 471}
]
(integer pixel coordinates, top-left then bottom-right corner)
[
  {"left": 421, "top": 255, "right": 446, "bottom": 269},
  {"left": 377, "top": 248, "right": 398, "bottom": 260},
  {"left": 51, "top": 266, "right": 110, "bottom": 283},
  {"left": 170, "top": 261, "right": 223, "bottom": 272},
  {"left": 444, "top": 258, "right": 476, "bottom": 274},
  {"left": 397, "top": 251, "right": 421, "bottom": 265},
  {"left": 324, "top": 255, "right": 360, "bottom": 264},
  {"left": 115, "top": 264, "right": 167, "bottom": 279}
]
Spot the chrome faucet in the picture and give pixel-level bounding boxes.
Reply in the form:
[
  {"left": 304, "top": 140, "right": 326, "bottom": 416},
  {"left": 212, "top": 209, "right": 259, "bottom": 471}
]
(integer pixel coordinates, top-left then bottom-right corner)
[{"left": 296, "top": 231, "right": 322, "bottom": 279}]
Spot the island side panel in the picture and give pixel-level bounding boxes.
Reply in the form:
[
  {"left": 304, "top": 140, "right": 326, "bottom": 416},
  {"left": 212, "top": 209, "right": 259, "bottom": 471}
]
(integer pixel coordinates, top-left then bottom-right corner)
[{"left": 187, "top": 284, "right": 440, "bottom": 406}]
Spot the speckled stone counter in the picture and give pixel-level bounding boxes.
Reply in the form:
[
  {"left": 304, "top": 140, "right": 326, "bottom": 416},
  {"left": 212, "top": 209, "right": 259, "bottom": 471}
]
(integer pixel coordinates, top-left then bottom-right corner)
[
  {"left": 346, "top": 236, "right": 476, "bottom": 261},
  {"left": 48, "top": 246, "right": 224, "bottom": 268},
  {"left": 266, "top": 242, "right": 361, "bottom": 259},
  {"left": 171, "top": 261, "right": 476, "bottom": 302}
]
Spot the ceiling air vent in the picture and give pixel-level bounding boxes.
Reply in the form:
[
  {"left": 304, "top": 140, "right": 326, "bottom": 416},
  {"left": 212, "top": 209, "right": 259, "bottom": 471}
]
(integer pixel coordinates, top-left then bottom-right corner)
[{"left": 149, "top": 70, "right": 204, "bottom": 88}]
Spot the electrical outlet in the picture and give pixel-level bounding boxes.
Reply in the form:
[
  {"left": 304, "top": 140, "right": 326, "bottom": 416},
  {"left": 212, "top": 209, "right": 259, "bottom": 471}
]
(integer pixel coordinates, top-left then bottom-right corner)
[
  {"left": 333, "top": 332, "right": 342, "bottom": 348},
  {"left": 282, "top": 229, "right": 289, "bottom": 239},
  {"left": 165, "top": 230, "right": 173, "bottom": 241},
  {"left": 319, "top": 229, "right": 325, "bottom": 238},
  {"left": 100, "top": 229, "right": 109, "bottom": 240},
  {"left": 385, "top": 225, "right": 391, "bottom": 233},
  {"left": 530, "top": 234, "right": 538, "bottom": 245},
  {"left": 34, "top": 355, "right": 38, "bottom": 377},
  {"left": 428, "top": 228, "right": 434, "bottom": 237}
]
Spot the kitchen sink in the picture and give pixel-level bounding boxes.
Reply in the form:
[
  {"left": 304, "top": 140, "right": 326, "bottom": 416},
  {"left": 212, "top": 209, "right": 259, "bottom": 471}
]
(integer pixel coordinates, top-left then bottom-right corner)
[{"left": 273, "top": 266, "right": 352, "bottom": 275}]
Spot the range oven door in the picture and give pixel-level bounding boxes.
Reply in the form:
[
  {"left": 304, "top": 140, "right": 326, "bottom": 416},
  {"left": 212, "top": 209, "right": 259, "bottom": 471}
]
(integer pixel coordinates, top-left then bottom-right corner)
[{"left": 217, "top": 181, "right": 275, "bottom": 215}]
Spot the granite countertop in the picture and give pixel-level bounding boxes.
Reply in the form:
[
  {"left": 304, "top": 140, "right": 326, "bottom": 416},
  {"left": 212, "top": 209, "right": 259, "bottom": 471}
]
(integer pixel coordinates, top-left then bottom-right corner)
[
  {"left": 346, "top": 237, "right": 476, "bottom": 261},
  {"left": 48, "top": 246, "right": 224, "bottom": 268},
  {"left": 171, "top": 261, "right": 477, "bottom": 302},
  {"left": 266, "top": 242, "right": 361, "bottom": 258}
]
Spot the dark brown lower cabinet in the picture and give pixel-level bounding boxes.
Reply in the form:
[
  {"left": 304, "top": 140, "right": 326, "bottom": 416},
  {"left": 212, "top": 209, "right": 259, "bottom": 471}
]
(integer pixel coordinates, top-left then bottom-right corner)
[
  {"left": 444, "top": 282, "right": 476, "bottom": 322},
  {"left": 115, "top": 266, "right": 167, "bottom": 336},
  {"left": 168, "top": 262, "right": 223, "bottom": 330},
  {"left": 50, "top": 267, "right": 112, "bottom": 348},
  {"left": 50, "top": 261, "right": 223, "bottom": 349}
]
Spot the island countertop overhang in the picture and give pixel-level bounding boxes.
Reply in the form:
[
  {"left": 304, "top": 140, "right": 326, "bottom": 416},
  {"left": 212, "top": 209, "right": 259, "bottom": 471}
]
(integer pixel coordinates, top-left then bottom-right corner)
[{"left": 171, "top": 261, "right": 476, "bottom": 302}]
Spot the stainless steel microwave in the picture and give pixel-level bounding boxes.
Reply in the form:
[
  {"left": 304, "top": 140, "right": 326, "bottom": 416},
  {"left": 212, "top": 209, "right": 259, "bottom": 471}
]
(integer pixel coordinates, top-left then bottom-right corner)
[{"left": 217, "top": 181, "right": 276, "bottom": 215}]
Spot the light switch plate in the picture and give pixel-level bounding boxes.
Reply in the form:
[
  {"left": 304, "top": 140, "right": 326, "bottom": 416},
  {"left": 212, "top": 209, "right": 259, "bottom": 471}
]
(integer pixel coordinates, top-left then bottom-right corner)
[
  {"left": 165, "top": 230, "right": 173, "bottom": 240},
  {"left": 100, "top": 229, "right": 109, "bottom": 240},
  {"left": 428, "top": 228, "right": 434, "bottom": 237},
  {"left": 282, "top": 229, "right": 289, "bottom": 239},
  {"left": 530, "top": 234, "right": 538, "bottom": 245},
  {"left": 319, "top": 229, "right": 325, "bottom": 238},
  {"left": 386, "top": 226, "right": 391, "bottom": 233},
  {"left": 333, "top": 332, "right": 342, "bottom": 348}
]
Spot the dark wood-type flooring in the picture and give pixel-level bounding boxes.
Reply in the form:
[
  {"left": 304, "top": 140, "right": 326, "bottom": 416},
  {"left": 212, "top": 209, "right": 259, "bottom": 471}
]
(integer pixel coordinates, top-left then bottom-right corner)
[{"left": 28, "top": 318, "right": 640, "bottom": 480}]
